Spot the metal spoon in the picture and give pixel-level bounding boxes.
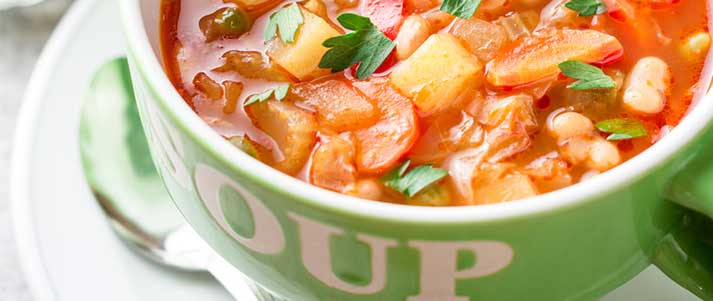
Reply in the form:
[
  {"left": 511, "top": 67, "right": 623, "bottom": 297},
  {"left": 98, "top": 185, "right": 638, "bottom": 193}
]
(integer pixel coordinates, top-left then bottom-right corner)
[{"left": 78, "top": 58, "right": 259, "bottom": 300}]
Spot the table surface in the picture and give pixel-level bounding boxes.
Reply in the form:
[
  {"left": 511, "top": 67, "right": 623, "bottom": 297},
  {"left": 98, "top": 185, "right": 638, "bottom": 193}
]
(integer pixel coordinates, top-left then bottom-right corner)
[{"left": 0, "top": 1, "right": 72, "bottom": 299}]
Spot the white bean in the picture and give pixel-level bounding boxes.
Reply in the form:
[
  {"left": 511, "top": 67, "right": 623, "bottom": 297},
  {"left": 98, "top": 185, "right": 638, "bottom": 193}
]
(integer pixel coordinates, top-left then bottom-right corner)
[
  {"left": 622, "top": 57, "right": 671, "bottom": 115},
  {"left": 548, "top": 111, "right": 594, "bottom": 140},
  {"left": 395, "top": 15, "right": 432, "bottom": 61},
  {"left": 586, "top": 138, "right": 621, "bottom": 171},
  {"left": 680, "top": 31, "right": 711, "bottom": 61},
  {"left": 559, "top": 136, "right": 621, "bottom": 171}
]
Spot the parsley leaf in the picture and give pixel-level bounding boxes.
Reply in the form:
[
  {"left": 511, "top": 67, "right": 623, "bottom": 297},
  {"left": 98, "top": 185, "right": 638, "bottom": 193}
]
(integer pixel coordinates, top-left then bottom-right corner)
[
  {"left": 244, "top": 85, "right": 290, "bottom": 106},
  {"left": 318, "top": 13, "right": 396, "bottom": 80},
  {"left": 440, "top": 0, "right": 482, "bottom": 19},
  {"left": 382, "top": 160, "right": 449, "bottom": 198},
  {"left": 558, "top": 60, "right": 616, "bottom": 90},
  {"left": 595, "top": 118, "right": 648, "bottom": 141},
  {"left": 264, "top": 3, "right": 304, "bottom": 44},
  {"left": 565, "top": 0, "right": 606, "bottom": 16}
]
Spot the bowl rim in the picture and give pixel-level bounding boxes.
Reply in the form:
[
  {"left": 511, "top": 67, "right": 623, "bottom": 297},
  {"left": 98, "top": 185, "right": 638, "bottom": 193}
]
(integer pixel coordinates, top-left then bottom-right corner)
[{"left": 118, "top": 0, "right": 713, "bottom": 224}]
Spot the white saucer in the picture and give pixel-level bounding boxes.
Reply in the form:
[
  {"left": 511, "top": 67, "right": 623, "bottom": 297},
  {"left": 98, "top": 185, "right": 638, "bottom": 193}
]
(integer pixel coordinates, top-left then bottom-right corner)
[{"left": 8, "top": 0, "right": 701, "bottom": 300}]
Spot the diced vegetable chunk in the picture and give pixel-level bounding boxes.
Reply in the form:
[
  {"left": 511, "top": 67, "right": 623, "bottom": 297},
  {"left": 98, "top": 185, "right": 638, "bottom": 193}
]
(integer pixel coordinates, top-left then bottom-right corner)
[
  {"left": 487, "top": 29, "right": 624, "bottom": 87},
  {"left": 199, "top": 7, "right": 253, "bottom": 41},
  {"left": 246, "top": 100, "right": 317, "bottom": 174},
  {"left": 471, "top": 164, "right": 538, "bottom": 205},
  {"left": 266, "top": 7, "right": 340, "bottom": 80},
  {"left": 390, "top": 34, "right": 484, "bottom": 115},
  {"left": 222, "top": 80, "right": 244, "bottom": 114},
  {"left": 410, "top": 111, "right": 484, "bottom": 164},
  {"left": 494, "top": 11, "right": 538, "bottom": 41},
  {"left": 479, "top": 95, "right": 537, "bottom": 162},
  {"left": 352, "top": 78, "right": 419, "bottom": 174},
  {"left": 214, "top": 51, "right": 292, "bottom": 82},
  {"left": 290, "top": 79, "right": 379, "bottom": 132},
  {"left": 309, "top": 135, "right": 357, "bottom": 192},
  {"left": 450, "top": 17, "right": 507, "bottom": 62},
  {"left": 193, "top": 72, "right": 223, "bottom": 100}
]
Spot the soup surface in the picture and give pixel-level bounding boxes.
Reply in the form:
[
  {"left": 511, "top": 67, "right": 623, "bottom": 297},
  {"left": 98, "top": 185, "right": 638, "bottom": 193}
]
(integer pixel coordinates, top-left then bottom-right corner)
[{"left": 161, "top": 0, "right": 710, "bottom": 206}]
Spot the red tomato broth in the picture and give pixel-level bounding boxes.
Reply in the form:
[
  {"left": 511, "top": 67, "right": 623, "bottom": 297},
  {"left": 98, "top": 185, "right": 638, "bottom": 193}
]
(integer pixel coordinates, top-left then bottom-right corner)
[{"left": 161, "top": 0, "right": 710, "bottom": 206}]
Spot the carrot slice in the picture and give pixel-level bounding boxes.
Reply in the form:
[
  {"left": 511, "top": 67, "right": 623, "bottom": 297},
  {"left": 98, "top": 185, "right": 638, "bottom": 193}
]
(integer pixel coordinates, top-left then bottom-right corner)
[
  {"left": 487, "top": 29, "right": 624, "bottom": 88},
  {"left": 352, "top": 78, "right": 419, "bottom": 174}
]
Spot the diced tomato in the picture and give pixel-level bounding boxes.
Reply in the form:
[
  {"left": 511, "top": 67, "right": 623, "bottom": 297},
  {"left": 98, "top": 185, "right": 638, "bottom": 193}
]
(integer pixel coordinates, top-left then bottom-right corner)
[
  {"left": 352, "top": 78, "right": 419, "bottom": 174},
  {"left": 346, "top": 51, "right": 398, "bottom": 78},
  {"left": 602, "top": 0, "right": 636, "bottom": 23},
  {"left": 362, "top": 0, "right": 405, "bottom": 40},
  {"left": 487, "top": 29, "right": 624, "bottom": 88}
]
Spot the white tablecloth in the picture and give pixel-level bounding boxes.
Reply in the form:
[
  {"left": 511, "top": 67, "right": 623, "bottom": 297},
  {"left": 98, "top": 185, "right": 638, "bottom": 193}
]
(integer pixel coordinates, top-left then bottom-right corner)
[{"left": 0, "top": 1, "right": 71, "bottom": 299}]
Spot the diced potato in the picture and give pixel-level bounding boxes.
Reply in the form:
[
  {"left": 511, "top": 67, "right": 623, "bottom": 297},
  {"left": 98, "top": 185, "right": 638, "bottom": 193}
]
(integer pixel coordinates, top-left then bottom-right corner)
[
  {"left": 471, "top": 164, "right": 538, "bottom": 205},
  {"left": 266, "top": 7, "right": 340, "bottom": 81},
  {"left": 450, "top": 18, "right": 507, "bottom": 62},
  {"left": 290, "top": 79, "right": 379, "bottom": 132},
  {"left": 352, "top": 78, "right": 419, "bottom": 174},
  {"left": 309, "top": 135, "right": 357, "bottom": 193},
  {"left": 487, "top": 29, "right": 623, "bottom": 87},
  {"left": 246, "top": 100, "right": 317, "bottom": 174},
  {"left": 390, "top": 34, "right": 484, "bottom": 115}
]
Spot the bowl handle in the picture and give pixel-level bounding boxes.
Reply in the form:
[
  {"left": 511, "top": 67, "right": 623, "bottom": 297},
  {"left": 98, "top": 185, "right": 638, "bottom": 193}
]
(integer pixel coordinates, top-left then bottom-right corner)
[{"left": 656, "top": 138, "right": 713, "bottom": 301}]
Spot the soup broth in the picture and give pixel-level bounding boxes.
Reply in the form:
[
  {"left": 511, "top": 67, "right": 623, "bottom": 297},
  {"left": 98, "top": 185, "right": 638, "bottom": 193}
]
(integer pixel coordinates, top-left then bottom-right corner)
[{"left": 161, "top": 0, "right": 710, "bottom": 206}]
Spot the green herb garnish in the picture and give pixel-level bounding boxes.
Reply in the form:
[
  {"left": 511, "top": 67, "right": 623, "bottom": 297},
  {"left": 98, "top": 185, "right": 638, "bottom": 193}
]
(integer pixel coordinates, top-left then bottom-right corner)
[
  {"left": 318, "top": 13, "right": 396, "bottom": 80},
  {"left": 558, "top": 60, "right": 616, "bottom": 90},
  {"left": 264, "top": 3, "right": 304, "bottom": 43},
  {"left": 440, "top": 0, "right": 482, "bottom": 19},
  {"left": 382, "top": 160, "right": 449, "bottom": 198},
  {"left": 244, "top": 85, "right": 290, "bottom": 106},
  {"left": 595, "top": 118, "right": 648, "bottom": 141},
  {"left": 565, "top": 0, "right": 606, "bottom": 17}
]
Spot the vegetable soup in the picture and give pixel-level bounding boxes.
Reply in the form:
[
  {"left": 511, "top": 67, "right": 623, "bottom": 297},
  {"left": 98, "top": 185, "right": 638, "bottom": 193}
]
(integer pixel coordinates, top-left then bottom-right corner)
[{"left": 160, "top": 0, "right": 710, "bottom": 206}]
